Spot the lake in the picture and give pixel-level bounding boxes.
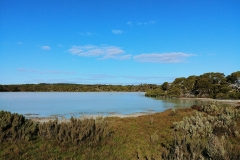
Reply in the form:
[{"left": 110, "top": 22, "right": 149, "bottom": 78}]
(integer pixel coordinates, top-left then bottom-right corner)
[{"left": 0, "top": 92, "right": 201, "bottom": 118}]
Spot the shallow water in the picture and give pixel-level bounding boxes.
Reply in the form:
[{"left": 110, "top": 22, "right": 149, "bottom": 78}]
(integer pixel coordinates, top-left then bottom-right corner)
[{"left": 0, "top": 92, "right": 201, "bottom": 118}]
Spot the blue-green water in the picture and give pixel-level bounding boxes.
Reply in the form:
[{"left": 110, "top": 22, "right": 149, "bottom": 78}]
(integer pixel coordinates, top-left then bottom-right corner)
[{"left": 0, "top": 92, "right": 200, "bottom": 118}]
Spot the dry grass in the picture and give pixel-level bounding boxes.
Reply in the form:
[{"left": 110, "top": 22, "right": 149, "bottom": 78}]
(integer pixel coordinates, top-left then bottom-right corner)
[{"left": 94, "top": 108, "right": 194, "bottom": 159}]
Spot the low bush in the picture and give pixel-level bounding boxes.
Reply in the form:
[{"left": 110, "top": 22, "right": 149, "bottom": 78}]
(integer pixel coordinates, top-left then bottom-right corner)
[
  {"left": 168, "top": 102, "right": 240, "bottom": 159},
  {"left": 38, "top": 117, "right": 112, "bottom": 145},
  {"left": 0, "top": 111, "right": 38, "bottom": 142},
  {"left": 0, "top": 111, "right": 112, "bottom": 146}
]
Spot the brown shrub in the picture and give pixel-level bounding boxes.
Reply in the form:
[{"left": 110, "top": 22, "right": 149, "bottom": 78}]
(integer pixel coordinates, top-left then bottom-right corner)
[
  {"left": 191, "top": 105, "right": 202, "bottom": 111},
  {"left": 38, "top": 117, "right": 112, "bottom": 146}
]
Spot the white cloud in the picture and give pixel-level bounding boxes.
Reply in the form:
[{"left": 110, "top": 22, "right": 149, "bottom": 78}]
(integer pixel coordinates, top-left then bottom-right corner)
[
  {"left": 112, "top": 30, "right": 123, "bottom": 34},
  {"left": 68, "top": 45, "right": 131, "bottom": 60},
  {"left": 80, "top": 32, "right": 95, "bottom": 36},
  {"left": 101, "top": 46, "right": 125, "bottom": 59},
  {"left": 127, "top": 21, "right": 133, "bottom": 26},
  {"left": 127, "top": 20, "right": 156, "bottom": 26},
  {"left": 68, "top": 45, "right": 105, "bottom": 56},
  {"left": 133, "top": 52, "right": 196, "bottom": 63},
  {"left": 41, "top": 46, "right": 51, "bottom": 50},
  {"left": 118, "top": 54, "right": 132, "bottom": 60},
  {"left": 137, "top": 20, "right": 156, "bottom": 25}
]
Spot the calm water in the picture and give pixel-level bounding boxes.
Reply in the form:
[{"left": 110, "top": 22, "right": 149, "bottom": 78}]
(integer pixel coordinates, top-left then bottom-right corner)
[{"left": 0, "top": 92, "right": 201, "bottom": 118}]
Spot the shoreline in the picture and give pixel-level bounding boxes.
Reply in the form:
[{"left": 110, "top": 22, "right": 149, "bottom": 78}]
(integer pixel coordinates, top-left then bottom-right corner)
[
  {"left": 28, "top": 98, "right": 240, "bottom": 123},
  {"left": 29, "top": 112, "right": 155, "bottom": 123}
]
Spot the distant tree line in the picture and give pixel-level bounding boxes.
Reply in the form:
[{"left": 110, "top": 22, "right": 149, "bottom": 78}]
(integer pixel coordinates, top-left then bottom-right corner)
[
  {"left": 0, "top": 83, "right": 159, "bottom": 92},
  {"left": 1, "top": 71, "right": 239, "bottom": 99},
  {"left": 145, "top": 71, "right": 240, "bottom": 99}
]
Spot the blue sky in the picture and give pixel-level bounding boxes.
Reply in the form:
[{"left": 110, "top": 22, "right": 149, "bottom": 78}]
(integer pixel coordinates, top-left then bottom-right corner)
[{"left": 1, "top": 0, "right": 239, "bottom": 85}]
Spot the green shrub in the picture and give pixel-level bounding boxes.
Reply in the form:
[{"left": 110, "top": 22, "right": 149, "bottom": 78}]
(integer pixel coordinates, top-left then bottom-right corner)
[
  {"left": 38, "top": 117, "right": 112, "bottom": 146},
  {"left": 168, "top": 103, "right": 240, "bottom": 159},
  {"left": 0, "top": 111, "right": 38, "bottom": 142}
]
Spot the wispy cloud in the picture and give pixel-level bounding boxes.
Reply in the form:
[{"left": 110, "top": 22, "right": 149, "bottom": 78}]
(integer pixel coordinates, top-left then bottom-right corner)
[
  {"left": 127, "top": 20, "right": 156, "bottom": 26},
  {"left": 17, "top": 68, "right": 28, "bottom": 72},
  {"left": 17, "top": 68, "right": 75, "bottom": 74},
  {"left": 118, "top": 54, "right": 132, "bottom": 60},
  {"left": 137, "top": 20, "right": 156, "bottom": 26},
  {"left": 133, "top": 52, "right": 196, "bottom": 63},
  {"left": 79, "top": 32, "right": 96, "bottom": 36},
  {"left": 112, "top": 30, "right": 123, "bottom": 34},
  {"left": 68, "top": 45, "right": 131, "bottom": 60},
  {"left": 41, "top": 46, "right": 51, "bottom": 50},
  {"left": 127, "top": 21, "right": 133, "bottom": 26}
]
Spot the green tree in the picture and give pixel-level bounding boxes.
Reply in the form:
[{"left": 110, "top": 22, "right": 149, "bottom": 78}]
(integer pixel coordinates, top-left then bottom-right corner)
[
  {"left": 161, "top": 82, "right": 169, "bottom": 91},
  {"left": 226, "top": 71, "right": 240, "bottom": 83},
  {"left": 194, "top": 72, "right": 227, "bottom": 98}
]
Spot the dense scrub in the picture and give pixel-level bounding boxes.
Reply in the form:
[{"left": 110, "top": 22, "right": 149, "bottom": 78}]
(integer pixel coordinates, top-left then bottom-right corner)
[
  {"left": 167, "top": 102, "right": 240, "bottom": 159},
  {"left": 0, "top": 111, "right": 113, "bottom": 159},
  {"left": 0, "top": 111, "right": 38, "bottom": 142},
  {"left": 146, "top": 71, "right": 240, "bottom": 99},
  {"left": 0, "top": 111, "right": 112, "bottom": 145},
  {"left": 38, "top": 117, "right": 112, "bottom": 145}
]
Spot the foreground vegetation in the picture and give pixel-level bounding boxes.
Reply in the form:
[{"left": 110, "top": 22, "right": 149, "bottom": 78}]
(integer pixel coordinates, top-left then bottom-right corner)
[
  {"left": 146, "top": 71, "right": 240, "bottom": 99},
  {"left": 1, "top": 101, "right": 240, "bottom": 159}
]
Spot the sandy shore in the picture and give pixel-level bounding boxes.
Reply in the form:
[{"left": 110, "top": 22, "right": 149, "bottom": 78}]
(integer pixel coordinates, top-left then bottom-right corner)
[{"left": 29, "top": 112, "right": 154, "bottom": 123}]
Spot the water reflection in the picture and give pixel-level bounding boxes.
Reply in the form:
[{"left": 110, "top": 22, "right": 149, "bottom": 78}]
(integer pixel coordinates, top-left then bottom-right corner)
[{"left": 156, "top": 98, "right": 205, "bottom": 109}]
